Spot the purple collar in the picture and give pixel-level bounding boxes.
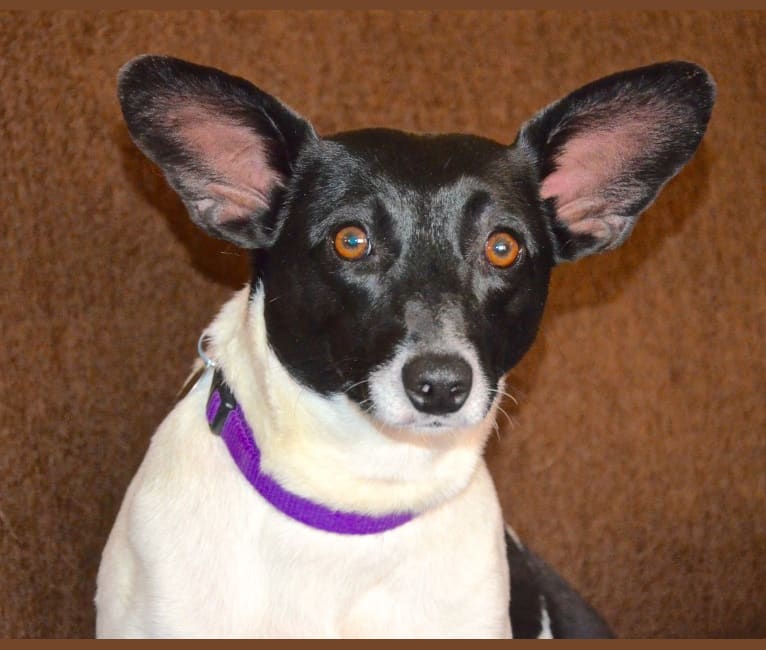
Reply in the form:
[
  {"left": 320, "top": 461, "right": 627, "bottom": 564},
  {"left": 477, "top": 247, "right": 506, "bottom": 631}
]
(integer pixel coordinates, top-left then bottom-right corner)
[{"left": 206, "top": 369, "right": 415, "bottom": 535}]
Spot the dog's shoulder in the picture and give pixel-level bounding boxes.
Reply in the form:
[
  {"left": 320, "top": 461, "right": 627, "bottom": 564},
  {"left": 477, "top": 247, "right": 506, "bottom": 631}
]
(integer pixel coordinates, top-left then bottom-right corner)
[
  {"left": 96, "top": 376, "right": 273, "bottom": 636},
  {"left": 132, "top": 377, "right": 224, "bottom": 493}
]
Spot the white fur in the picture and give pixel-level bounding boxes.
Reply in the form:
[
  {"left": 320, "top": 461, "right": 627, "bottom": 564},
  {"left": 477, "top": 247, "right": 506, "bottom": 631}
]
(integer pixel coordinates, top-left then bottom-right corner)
[
  {"left": 96, "top": 288, "right": 511, "bottom": 638},
  {"left": 537, "top": 596, "right": 553, "bottom": 639}
]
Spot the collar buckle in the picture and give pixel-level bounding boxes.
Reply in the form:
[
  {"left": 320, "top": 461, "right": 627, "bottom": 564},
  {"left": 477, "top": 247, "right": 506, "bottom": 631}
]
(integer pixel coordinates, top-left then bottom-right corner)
[{"left": 208, "top": 368, "right": 237, "bottom": 435}]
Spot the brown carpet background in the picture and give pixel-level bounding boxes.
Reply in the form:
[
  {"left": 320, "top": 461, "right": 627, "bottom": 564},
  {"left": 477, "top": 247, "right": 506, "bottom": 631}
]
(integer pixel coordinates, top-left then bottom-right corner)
[{"left": 1, "top": 10, "right": 764, "bottom": 638}]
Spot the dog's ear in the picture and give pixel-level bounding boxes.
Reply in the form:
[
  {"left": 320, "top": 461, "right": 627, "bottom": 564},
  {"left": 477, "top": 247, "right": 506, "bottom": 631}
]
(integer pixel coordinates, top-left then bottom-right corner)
[
  {"left": 118, "top": 55, "right": 317, "bottom": 248},
  {"left": 516, "top": 61, "right": 715, "bottom": 262}
]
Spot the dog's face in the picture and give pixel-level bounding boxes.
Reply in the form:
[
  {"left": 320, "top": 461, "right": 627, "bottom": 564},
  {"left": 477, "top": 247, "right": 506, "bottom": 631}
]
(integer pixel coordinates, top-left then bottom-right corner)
[
  {"left": 118, "top": 56, "right": 714, "bottom": 432},
  {"left": 262, "top": 130, "right": 552, "bottom": 431}
]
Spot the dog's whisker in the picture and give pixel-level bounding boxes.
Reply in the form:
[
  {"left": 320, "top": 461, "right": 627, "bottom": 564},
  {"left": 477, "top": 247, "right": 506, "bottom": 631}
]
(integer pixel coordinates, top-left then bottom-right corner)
[
  {"left": 488, "top": 387, "right": 519, "bottom": 407},
  {"left": 343, "top": 378, "right": 370, "bottom": 394},
  {"left": 357, "top": 399, "right": 374, "bottom": 412},
  {"left": 494, "top": 403, "right": 515, "bottom": 431}
]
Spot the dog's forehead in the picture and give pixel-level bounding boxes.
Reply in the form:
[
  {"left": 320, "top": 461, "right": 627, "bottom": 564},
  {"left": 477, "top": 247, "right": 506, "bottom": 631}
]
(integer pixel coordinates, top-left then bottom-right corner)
[
  {"left": 293, "top": 128, "right": 529, "bottom": 236},
  {"left": 312, "top": 128, "right": 512, "bottom": 192}
]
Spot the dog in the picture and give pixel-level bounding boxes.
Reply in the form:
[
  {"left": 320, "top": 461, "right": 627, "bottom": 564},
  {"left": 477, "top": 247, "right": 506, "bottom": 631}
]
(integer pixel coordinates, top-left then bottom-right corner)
[{"left": 95, "top": 55, "right": 714, "bottom": 638}]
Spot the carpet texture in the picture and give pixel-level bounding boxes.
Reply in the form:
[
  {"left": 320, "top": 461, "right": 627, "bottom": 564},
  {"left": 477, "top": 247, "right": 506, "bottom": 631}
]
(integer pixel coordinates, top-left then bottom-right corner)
[{"left": 0, "top": 10, "right": 763, "bottom": 638}]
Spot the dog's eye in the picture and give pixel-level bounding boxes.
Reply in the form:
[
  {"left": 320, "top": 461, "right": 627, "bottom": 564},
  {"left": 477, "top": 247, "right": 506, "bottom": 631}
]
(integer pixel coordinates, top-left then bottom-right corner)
[
  {"left": 334, "top": 225, "right": 370, "bottom": 261},
  {"left": 485, "top": 231, "right": 520, "bottom": 268}
]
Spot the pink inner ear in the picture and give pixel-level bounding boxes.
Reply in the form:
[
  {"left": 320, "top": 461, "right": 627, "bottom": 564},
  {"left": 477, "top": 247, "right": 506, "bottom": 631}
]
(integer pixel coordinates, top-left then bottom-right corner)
[
  {"left": 540, "top": 120, "right": 647, "bottom": 234},
  {"left": 175, "top": 106, "right": 283, "bottom": 224}
]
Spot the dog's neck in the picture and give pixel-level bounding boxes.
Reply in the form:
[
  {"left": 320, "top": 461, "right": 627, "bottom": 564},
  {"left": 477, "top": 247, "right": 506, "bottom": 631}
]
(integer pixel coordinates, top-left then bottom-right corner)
[{"left": 205, "top": 287, "right": 498, "bottom": 516}]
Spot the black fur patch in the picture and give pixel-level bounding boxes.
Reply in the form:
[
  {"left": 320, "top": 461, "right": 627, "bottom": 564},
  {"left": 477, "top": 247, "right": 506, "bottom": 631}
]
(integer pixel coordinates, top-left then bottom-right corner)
[{"left": 506, "top": 531, "right": 615, "bottom": 638}]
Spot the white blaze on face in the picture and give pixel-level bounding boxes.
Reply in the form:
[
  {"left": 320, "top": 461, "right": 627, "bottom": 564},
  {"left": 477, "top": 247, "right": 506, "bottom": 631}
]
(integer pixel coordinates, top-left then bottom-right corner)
[{"left": 367, "top": 301, "right": 493, "bottom": 432}]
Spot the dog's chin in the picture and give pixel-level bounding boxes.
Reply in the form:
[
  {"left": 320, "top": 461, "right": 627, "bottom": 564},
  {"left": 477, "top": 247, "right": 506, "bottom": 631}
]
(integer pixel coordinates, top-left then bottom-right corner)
[{"left": 364, "top": 404, "right": 492, "bottom": 437}]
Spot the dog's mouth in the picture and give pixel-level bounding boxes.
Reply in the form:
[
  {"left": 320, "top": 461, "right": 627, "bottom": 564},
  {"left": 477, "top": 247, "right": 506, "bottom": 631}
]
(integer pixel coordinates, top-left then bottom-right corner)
[
  {"left": 356, "top": 395, "right": 497, "bottom": 438},
  {"left": 412, "top": 417, "right": 481, "bottom": 434}
]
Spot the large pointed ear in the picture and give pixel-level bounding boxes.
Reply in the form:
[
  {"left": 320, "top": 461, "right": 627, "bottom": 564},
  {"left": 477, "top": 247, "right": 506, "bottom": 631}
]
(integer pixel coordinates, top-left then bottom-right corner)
[
  {"left": 517, "top": 61, "right": 715, "bottom": 262},
  {"left": 117, "top": 55, "right": 317, "bottom": 248}
]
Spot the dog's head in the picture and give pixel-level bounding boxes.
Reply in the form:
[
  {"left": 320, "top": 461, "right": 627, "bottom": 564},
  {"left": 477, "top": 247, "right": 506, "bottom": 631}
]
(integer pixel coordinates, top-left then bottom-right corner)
[{"left": 118, "top": 56, "right": 714, "bottom": 433}]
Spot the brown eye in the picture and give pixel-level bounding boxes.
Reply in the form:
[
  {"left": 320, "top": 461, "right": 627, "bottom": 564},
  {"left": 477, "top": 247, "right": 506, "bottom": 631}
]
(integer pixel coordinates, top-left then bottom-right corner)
[
  {"left": 485, "top": 231, "right": 520, "bottom": 268},
  {"left": 334, "top": 225, "right": 370, "bottom": 261}
]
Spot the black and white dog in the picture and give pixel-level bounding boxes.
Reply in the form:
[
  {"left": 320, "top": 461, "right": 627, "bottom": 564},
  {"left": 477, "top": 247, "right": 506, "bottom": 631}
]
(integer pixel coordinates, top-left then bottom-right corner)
[{"left": 96, "top": 56, "right": 714, "bottom": 638}]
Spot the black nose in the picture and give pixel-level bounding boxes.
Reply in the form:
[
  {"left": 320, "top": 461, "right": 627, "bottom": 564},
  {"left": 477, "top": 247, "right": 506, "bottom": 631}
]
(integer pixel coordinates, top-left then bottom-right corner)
[{"left": 402, "top": 354, "right": 473, "bottom": 415}]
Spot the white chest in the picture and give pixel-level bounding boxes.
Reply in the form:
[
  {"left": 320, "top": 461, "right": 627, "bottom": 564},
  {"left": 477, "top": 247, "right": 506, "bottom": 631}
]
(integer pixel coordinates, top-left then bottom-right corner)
[{"left": 96, "top": 408, "right": 510, "bottom": 638}]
